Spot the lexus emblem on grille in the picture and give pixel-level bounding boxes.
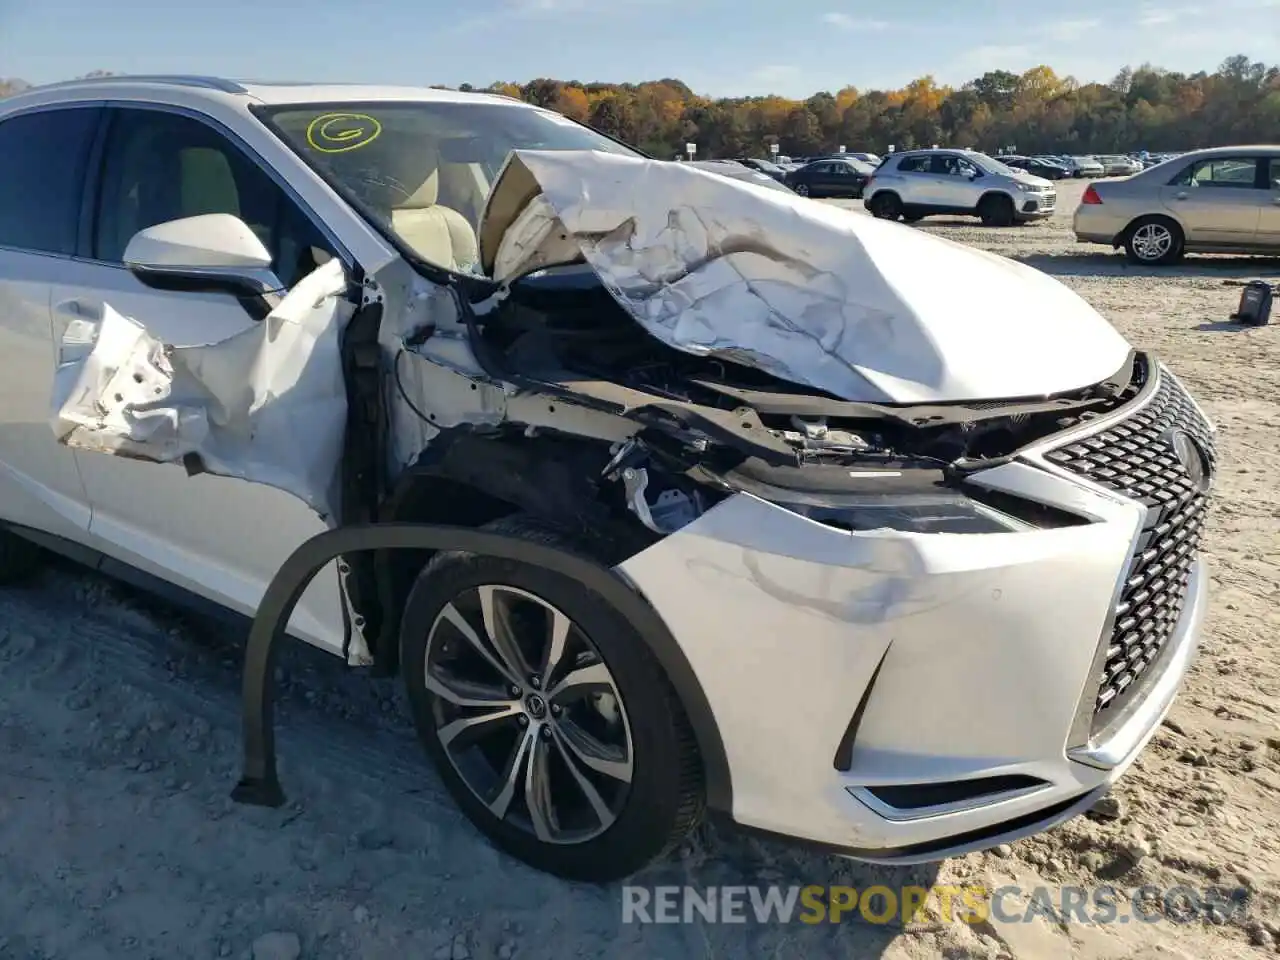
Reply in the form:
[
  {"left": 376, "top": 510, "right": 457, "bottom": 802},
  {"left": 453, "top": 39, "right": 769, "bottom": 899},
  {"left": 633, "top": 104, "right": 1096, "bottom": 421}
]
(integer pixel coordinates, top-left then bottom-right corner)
[{"left": 1168, "top": 429, "right": 1212, "bottom": 493}]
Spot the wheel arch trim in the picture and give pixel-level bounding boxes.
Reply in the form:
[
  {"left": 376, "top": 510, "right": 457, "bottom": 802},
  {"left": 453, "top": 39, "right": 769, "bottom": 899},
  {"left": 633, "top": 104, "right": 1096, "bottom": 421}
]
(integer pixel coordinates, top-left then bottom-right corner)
[{"left": 231, "top": 523, "right": 733, "bottom": 814}]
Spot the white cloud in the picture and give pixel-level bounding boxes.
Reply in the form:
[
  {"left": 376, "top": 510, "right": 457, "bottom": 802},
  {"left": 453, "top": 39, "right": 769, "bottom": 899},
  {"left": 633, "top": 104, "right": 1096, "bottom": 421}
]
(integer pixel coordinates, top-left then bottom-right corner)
[
  {"left": 751, "top": 64, "right": 801, "bottom": 83},
  {"left": 821, "top": 12, "right": 892, "bottom": 30},
  {"left": 1041, "top": 18, "right": 1101, "bottom": 41},
  {"left": 957, "top": 44, "right": 1033, "bottom": 68},
  {"left": 1137, "top": 6, "right": 1179, "bottom": 26}
]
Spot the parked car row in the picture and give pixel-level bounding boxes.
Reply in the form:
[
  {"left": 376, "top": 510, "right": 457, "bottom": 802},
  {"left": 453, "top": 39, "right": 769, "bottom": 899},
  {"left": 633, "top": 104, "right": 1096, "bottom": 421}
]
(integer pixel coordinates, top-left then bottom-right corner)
[
  {"left": 996, "top": 155, "right": 1073, "bottom": 180},
  {"left": 720, "top": 150, "right": 1186, "bottom": 187}
]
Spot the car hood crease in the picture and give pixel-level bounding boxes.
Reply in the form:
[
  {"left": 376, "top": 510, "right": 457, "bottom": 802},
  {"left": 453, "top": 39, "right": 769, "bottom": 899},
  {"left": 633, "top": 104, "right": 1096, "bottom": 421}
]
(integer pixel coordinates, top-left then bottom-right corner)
[{"left": 479, "top": 149, "right": 1131, "bottom": 405}]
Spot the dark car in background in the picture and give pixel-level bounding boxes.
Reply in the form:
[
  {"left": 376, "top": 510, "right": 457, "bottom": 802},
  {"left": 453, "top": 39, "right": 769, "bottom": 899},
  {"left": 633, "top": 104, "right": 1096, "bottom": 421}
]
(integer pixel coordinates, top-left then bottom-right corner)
[
  {"left": 784, "top": 156, "right": 876, "bottom": 198},
  {"left": 731, "top": 157, "right": 789, "bottom": 182},
  {"left": 687, "top": 160, "right": 795, "bottom": 193},
  {"left": 996, "top": 155, "right": 1070, "bottom": 180}
]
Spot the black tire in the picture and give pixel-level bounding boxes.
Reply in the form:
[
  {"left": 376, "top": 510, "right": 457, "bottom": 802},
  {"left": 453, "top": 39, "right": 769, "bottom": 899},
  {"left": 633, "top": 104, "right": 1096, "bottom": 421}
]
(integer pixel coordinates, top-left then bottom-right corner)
[
  {"left": 399, "top": 514, "right": 704, "bottom": 883},
  {"left": 868, "top": 192, "right": 902, "bottom": 221},
  {"left": 1123, "top": 216, "right": 1184, "bottom": 266},
  {"left": 793, "top": 183, "right": 810, "bottom": 197},
  {"left": 978, "top": 193, "right": 1015, "bottom": 227},
  {"left": 0, "top": 528, "right": 39, "bottom": 584}
]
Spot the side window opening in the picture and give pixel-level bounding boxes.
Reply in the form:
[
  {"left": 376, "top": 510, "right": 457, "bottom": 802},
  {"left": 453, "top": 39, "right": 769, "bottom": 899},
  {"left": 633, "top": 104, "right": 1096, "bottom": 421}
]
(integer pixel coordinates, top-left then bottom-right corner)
[
  {"left": 94, "top": 109, "right": 335, "bottom": 288},
  {"left": 1171, "top": 157, "right": 1260, "bottom": 189},
  {"left": 0, "top": 106, "right": 101, "bottom": 256}
]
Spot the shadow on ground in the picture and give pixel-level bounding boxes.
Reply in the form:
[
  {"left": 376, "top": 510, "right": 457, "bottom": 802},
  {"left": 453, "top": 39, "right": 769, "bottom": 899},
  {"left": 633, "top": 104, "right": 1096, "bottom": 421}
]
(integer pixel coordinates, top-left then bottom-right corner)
[{"left": 1014, "top": 252, "right": 1280, "bottom": 280}]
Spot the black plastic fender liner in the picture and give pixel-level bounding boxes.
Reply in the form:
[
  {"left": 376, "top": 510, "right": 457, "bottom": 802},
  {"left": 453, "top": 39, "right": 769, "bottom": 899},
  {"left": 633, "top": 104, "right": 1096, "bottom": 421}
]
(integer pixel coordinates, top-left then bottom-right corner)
[{"left": 231, "top": 523, "right": 733, "bottom": 813}]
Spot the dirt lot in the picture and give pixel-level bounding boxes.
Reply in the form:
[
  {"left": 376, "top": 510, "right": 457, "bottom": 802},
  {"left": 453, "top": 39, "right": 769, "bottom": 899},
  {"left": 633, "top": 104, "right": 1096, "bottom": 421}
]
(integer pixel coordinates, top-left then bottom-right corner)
[{"left": 0, "top": 179, "right": 1277, "bottom": 960}]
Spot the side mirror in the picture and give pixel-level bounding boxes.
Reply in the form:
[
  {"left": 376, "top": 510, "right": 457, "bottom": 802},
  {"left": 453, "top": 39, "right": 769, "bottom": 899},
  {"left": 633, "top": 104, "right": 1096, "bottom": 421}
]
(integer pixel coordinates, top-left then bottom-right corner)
[
  {"left": 124, "top": 214, "right": 284, "bottom": 296},
  {"left": 964, "top": 168, "right": 980, "bottom": 179}
]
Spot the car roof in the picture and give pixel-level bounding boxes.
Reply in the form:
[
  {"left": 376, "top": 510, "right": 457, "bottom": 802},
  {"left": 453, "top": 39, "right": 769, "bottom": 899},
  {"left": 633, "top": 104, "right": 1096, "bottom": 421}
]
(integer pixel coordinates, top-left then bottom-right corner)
[
  {"left": 2, "top": 74, "right": 529, "bottom": 110},
  {"left": 1168, "top": 144, "right": 1280, "bottom": 159},
  {"left": 889, "top": 148, "right": 983, "bottom": 159}
]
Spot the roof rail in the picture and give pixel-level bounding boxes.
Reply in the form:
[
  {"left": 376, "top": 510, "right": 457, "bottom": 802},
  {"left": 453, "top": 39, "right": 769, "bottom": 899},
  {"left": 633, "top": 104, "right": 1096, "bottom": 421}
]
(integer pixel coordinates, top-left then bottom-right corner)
[{"left": 29, "top": 75, "right": 247, "bottom": 94}]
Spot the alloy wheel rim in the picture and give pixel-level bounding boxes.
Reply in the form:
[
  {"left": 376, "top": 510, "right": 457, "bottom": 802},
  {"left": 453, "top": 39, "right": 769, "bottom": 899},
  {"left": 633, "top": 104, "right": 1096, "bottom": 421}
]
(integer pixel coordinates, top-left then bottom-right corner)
[
  {"left": 424, "top": 584, "right": 634, "bottom": 844},
  {"left": 1132, "top": 223, "right": 1172, "bottom": 260}
]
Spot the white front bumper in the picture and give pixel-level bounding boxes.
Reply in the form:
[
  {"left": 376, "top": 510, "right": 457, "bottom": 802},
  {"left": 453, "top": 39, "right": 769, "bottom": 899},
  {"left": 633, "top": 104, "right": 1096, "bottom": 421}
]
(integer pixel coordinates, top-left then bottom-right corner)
[{"left": 616, "top": 411, "right": 1210, "bottom": 860}]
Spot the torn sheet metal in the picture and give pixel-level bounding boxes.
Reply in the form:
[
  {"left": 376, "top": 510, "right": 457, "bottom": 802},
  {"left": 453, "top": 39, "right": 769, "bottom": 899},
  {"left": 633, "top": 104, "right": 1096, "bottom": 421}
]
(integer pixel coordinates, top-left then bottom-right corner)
[
  {"left": 51, "top": 259, "right": 353, "bottom": 520},
  {"left": 479, "top": 150, "right": 1132, "bottom": 405}
]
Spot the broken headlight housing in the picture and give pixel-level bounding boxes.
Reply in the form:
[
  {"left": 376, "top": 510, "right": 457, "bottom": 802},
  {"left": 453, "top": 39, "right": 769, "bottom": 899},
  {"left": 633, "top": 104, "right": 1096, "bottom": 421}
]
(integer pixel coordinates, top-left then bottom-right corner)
[{"left": 769, "top": 490, "right": 1029, "bottom": 534}]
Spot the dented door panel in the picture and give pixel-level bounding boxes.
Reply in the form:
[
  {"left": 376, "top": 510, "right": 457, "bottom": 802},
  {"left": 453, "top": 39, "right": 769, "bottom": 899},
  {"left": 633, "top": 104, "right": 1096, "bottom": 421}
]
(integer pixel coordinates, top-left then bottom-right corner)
[{"left": 51, "top": 259, "right": 352, "bottom": 655}]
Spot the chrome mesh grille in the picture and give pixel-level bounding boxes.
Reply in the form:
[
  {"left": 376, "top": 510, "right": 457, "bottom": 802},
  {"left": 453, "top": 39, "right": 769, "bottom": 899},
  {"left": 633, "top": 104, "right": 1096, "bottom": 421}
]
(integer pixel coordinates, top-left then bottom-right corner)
[{"left": 1043, "top": 369, "right": 1214, "bottom": 729}]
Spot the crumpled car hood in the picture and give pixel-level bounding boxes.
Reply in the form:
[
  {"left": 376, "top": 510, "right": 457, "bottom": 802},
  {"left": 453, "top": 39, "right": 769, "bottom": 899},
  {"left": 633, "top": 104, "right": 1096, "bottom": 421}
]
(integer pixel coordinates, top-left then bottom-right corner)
[{"left": 479, "top": 150, "right": 1130, "bottom": 404}]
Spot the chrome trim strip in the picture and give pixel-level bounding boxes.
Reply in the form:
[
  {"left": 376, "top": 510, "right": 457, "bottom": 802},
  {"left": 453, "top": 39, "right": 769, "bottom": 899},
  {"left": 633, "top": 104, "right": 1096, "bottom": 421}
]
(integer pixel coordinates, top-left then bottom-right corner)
[
  {"left": 127, "top": 263, "right": 286, "bottom": 296},
  {"left": 1020, "top": 355, "right": 1163, "bottom": 466},
  {"left": 847, "top": 782, "right": 1055, "bottom": 823},
  {"left": 1069, "top": 558, "right": 1207, "bottom": 770}
]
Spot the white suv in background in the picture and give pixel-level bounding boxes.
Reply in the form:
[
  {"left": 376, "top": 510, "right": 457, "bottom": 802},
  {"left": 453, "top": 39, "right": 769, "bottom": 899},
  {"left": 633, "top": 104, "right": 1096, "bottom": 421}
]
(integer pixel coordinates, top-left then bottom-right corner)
[
  {"left": 0, "top": 76, "right": 1213, "bottom": 883},
  {"left": 864, "top": 149, "right": 1057, "bottom": 225}
]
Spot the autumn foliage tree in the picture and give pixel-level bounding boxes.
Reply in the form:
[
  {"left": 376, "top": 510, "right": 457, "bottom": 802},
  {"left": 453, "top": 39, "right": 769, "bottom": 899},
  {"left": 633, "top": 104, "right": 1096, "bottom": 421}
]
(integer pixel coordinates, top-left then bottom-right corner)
[
  {"left": 4, "top": 56, "right": 1276, "bottom": 159},
  {"left": 479, "top": 56, "right": 1277, "bottom": 159}
]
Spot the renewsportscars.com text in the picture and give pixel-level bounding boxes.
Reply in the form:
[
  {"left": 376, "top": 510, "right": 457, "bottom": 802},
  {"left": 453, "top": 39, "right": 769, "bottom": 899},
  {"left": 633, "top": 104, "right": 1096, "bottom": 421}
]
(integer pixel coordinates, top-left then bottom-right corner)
[{"left": 621, "top": 883, "right": 1254, "bottom": 926}]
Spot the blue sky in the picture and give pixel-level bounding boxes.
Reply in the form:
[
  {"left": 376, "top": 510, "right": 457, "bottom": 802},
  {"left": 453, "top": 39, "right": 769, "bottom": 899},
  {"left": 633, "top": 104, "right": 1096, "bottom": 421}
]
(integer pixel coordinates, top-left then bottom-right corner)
[{"left": 2, "top": 0, "right": 1277, "bottom": 98}]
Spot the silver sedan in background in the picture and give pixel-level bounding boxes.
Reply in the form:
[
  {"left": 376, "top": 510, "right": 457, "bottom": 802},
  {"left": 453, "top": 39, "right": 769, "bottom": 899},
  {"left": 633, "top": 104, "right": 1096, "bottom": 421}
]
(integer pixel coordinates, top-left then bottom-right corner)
[{"left": 1073, "top": 145, "right": 1280, "bottom": 264}]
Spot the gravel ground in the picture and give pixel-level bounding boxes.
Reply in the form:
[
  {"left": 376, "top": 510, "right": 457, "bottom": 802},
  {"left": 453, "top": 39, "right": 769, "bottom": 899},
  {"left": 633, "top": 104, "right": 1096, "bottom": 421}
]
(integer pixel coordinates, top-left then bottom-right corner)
[{"left": 1, "top": 179, "right": 1278, "bottom": 960}]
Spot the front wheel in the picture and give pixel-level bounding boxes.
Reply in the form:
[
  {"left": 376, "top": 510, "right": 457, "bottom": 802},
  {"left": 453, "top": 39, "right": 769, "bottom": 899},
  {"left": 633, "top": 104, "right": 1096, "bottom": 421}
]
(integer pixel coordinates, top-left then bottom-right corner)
[
  {"left": 1124, "top": 216, "right": 1184, "bottom": 265},
  {"left": 399, "top": 515, "right": 704, "bottom": 882},
  {"left": 867, "top": 192, "right": 902, "bottom": 220},
  {"left": 977, "top": 193, "right": 1016, "bottom": 227},
  {"left": 792, "top": 183, "right": 810, "bottom": 197}
]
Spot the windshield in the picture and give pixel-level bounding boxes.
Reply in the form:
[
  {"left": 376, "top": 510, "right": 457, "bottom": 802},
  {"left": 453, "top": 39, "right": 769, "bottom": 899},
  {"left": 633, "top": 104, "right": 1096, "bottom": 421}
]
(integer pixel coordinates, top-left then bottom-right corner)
[
  {"left": 260, "top": 100, "right": 638, "bottom": 272},
  {"left": 970, "top": 153, "right": 1021, "bottom": 177}
]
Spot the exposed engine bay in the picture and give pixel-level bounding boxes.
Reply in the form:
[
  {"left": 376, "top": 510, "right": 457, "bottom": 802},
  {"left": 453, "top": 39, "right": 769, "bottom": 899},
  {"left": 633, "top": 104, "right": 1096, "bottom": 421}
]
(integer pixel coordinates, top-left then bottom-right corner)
[{"left": 395, "top": 259, "right": 1143, "bottom": 542}]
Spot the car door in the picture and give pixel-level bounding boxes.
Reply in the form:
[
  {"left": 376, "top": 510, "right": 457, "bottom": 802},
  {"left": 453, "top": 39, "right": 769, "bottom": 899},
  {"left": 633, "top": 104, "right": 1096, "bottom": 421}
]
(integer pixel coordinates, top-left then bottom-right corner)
[
  {"left": 927, "top": 154, "right": 975, "bottom": 207},
  {"left": 831, "top": 162, "right": 862, "bottom": 197},
  {"left": 52, "top": 104, "right": 349, "bottom": 652},
  {"left": 1161, "top": 156, "right": 1266, "bottom": 246},
  {"left": 895, "top": 156, "right": 946, "bottom": 205},
  {"left": 0, "top": 103, "right": 102, "bottom": 542},
  {"left": 805, "top": 162, "right": 833, "bottom": 196},
  {"left": 821, "top": 162, "right": 852, "bottom": 196},
  {"left": 1258, "top": 157, "right": 1280, "bottom": 248}
]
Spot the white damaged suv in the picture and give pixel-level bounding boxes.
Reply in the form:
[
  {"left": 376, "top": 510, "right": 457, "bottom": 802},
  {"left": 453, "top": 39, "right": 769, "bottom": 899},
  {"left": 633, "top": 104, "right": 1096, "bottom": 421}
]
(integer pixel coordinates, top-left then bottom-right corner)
[{"left": 0, "top": 77, "right": 1214, "bottom": 881}]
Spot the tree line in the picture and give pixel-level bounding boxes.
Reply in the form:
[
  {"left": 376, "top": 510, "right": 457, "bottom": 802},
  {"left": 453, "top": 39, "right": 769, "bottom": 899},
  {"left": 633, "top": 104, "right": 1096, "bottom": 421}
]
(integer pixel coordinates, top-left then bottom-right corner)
[
  {"left": 4, "top": 55, "right": 1277, "bottom": 159},
  {"left": 473, "top": 55, "right": 1279, "bottom": 159}
]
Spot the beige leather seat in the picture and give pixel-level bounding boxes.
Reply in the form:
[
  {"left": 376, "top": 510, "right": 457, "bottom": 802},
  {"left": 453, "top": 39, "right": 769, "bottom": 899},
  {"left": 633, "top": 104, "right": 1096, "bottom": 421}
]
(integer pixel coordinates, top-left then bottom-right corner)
[{"left": 390, "top": 160, "right": 479, "bottom": 272}]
